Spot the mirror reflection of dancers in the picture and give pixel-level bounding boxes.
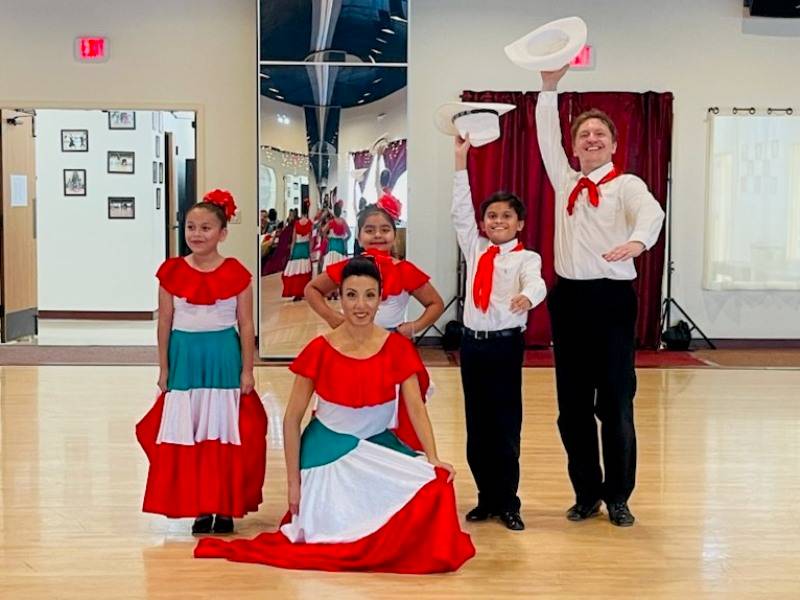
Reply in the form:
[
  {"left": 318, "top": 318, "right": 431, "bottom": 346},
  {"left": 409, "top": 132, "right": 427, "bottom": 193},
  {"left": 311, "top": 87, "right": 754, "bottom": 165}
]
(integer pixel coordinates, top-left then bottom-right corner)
[
  {"left": 281, "top": 204, "right": 313, "bottom": 301},
  {"left": 195, "top": 256, "right": 474, "bottom": 573},
  {"left": 320, "top": 201, "right": 351, "bottom": 299}
]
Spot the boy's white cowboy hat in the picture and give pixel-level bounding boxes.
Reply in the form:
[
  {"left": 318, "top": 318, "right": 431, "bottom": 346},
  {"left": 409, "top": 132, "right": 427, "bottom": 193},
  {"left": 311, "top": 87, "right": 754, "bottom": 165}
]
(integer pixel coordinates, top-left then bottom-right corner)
[
  {"left": 504, "top": 16, "right": 587, "bottom": 71},
  {"left": 434, "top": 102, "right": 516, "bottom": 147}
]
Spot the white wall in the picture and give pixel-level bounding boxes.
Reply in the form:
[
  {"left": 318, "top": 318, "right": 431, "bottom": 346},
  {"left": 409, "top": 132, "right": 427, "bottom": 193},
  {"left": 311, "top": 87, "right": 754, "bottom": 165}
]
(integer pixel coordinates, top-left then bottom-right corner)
[
  {"left": 0, "top": 0, "right": 258, "bottom": 279},
  {"left": 6, "top": 0, "right": 800, "bottom": 337},
  {"left": 36, "top": 110, "right": 165, "bottom": 311},
  {"left": 409, "top": 0, "right": 800, "bottom": 338}
]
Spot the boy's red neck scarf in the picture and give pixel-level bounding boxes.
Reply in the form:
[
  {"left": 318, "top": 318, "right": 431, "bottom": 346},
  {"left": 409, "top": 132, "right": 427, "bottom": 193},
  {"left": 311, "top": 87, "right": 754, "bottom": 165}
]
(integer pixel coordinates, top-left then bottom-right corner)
[{"left": 472, "top": 241, "right": 524, "bottom": 313}]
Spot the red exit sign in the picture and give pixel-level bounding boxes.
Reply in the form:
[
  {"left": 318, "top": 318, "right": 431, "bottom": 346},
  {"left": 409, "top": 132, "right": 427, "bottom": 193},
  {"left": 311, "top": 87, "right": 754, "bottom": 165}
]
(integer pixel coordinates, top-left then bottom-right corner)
[
  {"left": 570, "top": 45, "right": 594, "bottom": 69},
  {"left": 75, "top": 37, "right": 109, "bottom": 62}
]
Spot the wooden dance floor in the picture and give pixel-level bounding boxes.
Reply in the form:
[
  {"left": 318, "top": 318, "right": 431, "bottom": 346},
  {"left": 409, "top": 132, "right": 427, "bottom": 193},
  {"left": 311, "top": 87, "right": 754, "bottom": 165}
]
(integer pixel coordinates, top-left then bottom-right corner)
[{"left": 1, "top": 365, "right": 799, "bottom": 599}]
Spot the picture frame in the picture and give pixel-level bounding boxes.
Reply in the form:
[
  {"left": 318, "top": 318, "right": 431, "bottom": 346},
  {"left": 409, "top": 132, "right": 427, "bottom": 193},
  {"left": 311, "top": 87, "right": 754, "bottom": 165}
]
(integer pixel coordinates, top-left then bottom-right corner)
[
  {"left": 152, "top": 161, "right": 158, "bottom": 184},
  {"left": 107, "top": 151, "right": 135, "bottom": 174},
  {"left": 159, "top": 162, "right": 164, "bottom": 184},
  {"left": 151, "top": 112, "right": 158, "bottom": 130},
  {"left": 155, "top": 135, "right": 161, "bottom": 158},
  {"left": 61, "top": 129, "right": 88, "bottom": 152},
  {"left": 108, "top": 196, "right": 135, "bottom": 219},
  {"left": 108, "top": 110, "right": 136, "bottom": 130},
  {"left": 156, "top": 187, "right": 162, "bottom": 210},
  {"left": 63, "top": 169, "right": 86, "bottom": 196}
]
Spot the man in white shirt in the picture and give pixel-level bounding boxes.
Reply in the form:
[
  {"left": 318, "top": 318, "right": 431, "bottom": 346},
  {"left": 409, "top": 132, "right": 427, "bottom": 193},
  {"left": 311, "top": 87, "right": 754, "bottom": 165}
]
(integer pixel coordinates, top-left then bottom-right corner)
[
  {"left": 536, "top": 65, "right": 665, "bottom": 527},
  {"left": 452, "top": 135, "right": 547, "bottom": 531}
]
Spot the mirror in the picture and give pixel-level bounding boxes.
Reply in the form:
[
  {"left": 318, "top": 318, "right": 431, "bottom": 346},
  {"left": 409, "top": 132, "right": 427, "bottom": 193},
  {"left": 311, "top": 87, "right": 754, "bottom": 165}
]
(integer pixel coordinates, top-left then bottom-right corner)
[{"left": 258, "top": 1, "right": 408, "bottom": 358}]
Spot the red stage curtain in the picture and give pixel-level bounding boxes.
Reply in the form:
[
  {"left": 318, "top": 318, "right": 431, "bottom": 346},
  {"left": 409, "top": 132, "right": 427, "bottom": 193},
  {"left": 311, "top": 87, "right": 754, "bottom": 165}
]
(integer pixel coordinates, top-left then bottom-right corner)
[{"left": 461, "top": 90, "right": 672, "bottom": 348}]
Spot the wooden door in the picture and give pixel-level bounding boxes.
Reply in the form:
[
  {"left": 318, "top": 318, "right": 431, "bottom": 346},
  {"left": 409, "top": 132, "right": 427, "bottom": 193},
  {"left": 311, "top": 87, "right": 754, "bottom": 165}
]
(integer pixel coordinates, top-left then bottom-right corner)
[{"left": 0, "top": 109, "right": 37, "bottom": 342}]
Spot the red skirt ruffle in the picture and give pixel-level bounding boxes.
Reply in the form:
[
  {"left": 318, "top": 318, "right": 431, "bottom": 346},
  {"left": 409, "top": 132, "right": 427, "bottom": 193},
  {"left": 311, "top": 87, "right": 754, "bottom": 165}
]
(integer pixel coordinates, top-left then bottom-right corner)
[
  {"left": 136, "top": 391, "right": 267, "bottom": 518},
  {"left": 194, "top": 468, "right": 475, "bottom": 573},
  {"left": 281, "top": 272, "right": 312, "bottom": 298}
]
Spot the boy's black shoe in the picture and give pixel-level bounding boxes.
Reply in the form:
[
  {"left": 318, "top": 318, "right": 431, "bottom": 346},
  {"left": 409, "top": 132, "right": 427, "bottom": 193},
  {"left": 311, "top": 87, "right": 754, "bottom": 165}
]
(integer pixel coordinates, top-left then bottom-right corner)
[
  {"left": 212, "top": 515, "right": 234, "bottom": 534},
  {"left": 566, "top": 500, "right": 602, "bottom": 521},
  {"left": 466, "top": 506, "right": 493, "bottom": 521},
  {"left": 191, "top": 514, "right": 213, "bottom": 535},
  {"left": 498, "top": 511, "right": 525, "bottom": 531},
  {"left": 607, "top": 502, "right": 635, "bottom": 527}
]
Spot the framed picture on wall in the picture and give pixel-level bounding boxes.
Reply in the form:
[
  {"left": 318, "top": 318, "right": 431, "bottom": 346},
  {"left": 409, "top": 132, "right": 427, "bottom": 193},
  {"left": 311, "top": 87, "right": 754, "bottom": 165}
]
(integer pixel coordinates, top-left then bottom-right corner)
[
  {"left": 156, "top": 187, "right": 162, "bottom": 210},
  {"left": 108, "top": 196, "right": 135, "bottom": 219},
  {"left": 61, "top": 129, "right": 88, "bottom": 152},
  {"left": 155, "top": 135, "right": 161, "bottom": 158},
  {"left": 152, "top": 112, "right": 158, "bottom": 130},
  {"left": 108, "top": 110, "right": 136, "bottom": 130},
  {"left": 108, "top": 151, "right": 135, "bottom": 174},
  {"left": 159, "top": 162, "right": 164, "bottom": 184},
  {"left": 152, "top": 161, "right": 158, "bottom": 184},
  {"left": 63, "top": 169, "right": 86, "bottom": 196}
]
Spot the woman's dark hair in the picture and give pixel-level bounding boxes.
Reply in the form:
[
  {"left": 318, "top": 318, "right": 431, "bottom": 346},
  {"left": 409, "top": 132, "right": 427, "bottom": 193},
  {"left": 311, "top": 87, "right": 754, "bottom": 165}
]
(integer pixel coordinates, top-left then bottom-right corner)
[
  {"left": 186, "top": 202, "right": 227, "bottom": 228},
  {"left": 479, "top": 191, "right": 526, "bottom": 221},
  {"left": 357, "top": 204, "right": 396, "bottom": 234},
  {"left": 267, "top": 208, "right": 277, "bottom": 221},
  {"left": 333, "top": 202, "right": 342, "bottom": 217},
  {"left": 340, "top": 255, "right": 382, "bottom": 294}
]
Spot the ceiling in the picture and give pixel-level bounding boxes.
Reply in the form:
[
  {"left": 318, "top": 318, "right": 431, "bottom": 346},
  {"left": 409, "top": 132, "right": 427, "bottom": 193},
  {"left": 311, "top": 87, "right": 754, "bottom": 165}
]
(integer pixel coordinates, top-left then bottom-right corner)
[
  {"left": 260, "top": 0, "right": 408, "bottom": 64},
  {"left": 259, "top": 0, "right": 407, "bottom": 108}
]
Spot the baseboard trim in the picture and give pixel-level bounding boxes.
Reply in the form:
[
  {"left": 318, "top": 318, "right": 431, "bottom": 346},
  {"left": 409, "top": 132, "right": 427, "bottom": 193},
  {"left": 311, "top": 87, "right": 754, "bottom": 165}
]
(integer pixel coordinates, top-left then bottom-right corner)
[
  {"left": 693, "top": 338, "right": 800, "bottom": 349},
  {"left": 38, "top": 310, "right": 157, "bottom": 321}
]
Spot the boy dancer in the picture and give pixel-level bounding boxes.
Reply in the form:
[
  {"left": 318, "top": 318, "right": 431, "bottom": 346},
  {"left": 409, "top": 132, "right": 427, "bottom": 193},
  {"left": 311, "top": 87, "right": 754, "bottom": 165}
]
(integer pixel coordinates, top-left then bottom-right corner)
[
  {"left": 452, "top": 135, "right": 547, "bottom": 531},
  {"left": 536, "top": 65, "right": 665, "bottom": 526}
]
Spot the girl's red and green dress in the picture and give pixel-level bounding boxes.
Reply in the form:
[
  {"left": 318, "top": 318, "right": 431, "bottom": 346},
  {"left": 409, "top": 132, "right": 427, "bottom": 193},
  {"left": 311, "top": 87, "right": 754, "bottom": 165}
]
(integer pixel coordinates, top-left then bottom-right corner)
[
  {"left": 195, "top": 332, "right": 475, "bottom": 573},
  {"left": 136, "top": 257, "right": 268, "bottom": 518}
]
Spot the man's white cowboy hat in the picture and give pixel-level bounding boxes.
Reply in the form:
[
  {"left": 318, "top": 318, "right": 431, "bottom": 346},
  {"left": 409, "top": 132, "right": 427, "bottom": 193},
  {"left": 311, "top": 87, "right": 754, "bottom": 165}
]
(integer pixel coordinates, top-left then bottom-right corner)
[
  {"left": 504, "top": 16, "right": 587, "bottom": 71},
  {"left": 368, "top": 133, "right": 389, "bottom": 155},
  {"left": 434, "top": 102, "right": 516, "bottom": 147}
]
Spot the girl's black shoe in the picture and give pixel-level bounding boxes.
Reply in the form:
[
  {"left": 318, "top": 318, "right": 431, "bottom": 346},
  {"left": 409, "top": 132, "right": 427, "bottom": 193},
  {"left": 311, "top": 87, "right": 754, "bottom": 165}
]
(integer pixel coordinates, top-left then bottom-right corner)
[
  {"left": 191, "top": 514, "right": 213, "bottom": 535},
  {"left": 212, "top": 515, "right": 234, "bottom": 534}
]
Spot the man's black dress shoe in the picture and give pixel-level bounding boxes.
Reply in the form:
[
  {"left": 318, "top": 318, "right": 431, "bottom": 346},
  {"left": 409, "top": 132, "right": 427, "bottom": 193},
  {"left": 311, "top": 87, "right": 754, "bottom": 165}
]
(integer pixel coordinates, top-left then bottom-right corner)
[
  {"left": 498, "top": 511, "right": 525, "bottom": 531},
  {"left": 607, "top": 502, "right": 635, "bottom": 527},
  {"left": 566, "top": 500, "right": 602, "bottom": 521},
  {"left": 191, "top": 514, "right": 213, "bottom": 534},
  {"left": 466, "top": 505, "right": 493, "bottom": 521},
  {"left": 212, "top": 515, "right": 234, "bottom": 534}
]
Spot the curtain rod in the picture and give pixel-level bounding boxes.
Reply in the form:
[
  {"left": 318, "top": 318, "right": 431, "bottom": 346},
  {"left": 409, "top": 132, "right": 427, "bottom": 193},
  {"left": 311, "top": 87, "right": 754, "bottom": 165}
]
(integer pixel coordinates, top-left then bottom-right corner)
[{"left": 707, "top": 106, "right": 794, "bottom": 115}]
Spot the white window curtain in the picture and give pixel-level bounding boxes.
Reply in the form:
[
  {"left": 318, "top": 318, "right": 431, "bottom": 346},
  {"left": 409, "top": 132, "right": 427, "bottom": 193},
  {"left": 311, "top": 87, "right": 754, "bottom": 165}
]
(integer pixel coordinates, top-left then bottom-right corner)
[{"left": 704, "top": 114, "right": 800, "bottom": 290}]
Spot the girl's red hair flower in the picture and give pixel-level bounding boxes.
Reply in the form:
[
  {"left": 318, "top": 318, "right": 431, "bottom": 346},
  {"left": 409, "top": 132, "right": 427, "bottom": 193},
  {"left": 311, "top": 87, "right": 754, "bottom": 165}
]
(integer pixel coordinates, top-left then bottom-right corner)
[{"left": 203, "top": 189, "right": 237, "bottom": 221}]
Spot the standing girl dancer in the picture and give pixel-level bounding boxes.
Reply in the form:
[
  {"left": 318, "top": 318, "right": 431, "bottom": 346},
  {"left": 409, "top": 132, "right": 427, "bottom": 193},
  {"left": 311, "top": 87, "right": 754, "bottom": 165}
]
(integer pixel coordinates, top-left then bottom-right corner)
[{"left": 136, "top": 189, "right": 268, "bottom": 534}]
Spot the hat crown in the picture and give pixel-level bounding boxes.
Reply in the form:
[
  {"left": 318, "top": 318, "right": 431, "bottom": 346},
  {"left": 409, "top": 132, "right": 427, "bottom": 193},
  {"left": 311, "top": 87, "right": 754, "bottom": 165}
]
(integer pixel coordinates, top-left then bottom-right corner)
[{"left": 527, "top": 29, "right": 570, "bottom": 56}]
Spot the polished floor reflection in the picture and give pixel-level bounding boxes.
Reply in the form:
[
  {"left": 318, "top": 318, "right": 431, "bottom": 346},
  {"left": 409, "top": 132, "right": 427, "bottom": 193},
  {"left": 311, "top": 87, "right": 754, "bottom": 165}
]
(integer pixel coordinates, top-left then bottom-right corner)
[
  {"left": 1, "top": 366, "right": 799, "bottom": 599},
  {"left": 259, "top": 272, "right": 337, "bottom": 357}
]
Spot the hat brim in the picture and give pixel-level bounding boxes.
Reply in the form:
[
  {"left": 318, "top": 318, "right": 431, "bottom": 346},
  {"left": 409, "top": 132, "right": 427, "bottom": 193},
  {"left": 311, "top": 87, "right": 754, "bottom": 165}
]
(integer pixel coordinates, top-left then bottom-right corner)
[
  {"left": 504, "top": 16, "right": 587, "bottom": 71},
  {"left": 434, "top": 102, "right": 516, "bottom": 137}
]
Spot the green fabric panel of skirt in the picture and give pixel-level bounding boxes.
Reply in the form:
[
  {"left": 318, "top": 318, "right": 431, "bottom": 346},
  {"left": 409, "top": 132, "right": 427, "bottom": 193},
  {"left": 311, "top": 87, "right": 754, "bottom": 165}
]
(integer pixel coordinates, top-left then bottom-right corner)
[
  {"left": 366, "top": 430, "right": 419, "bottom": 458},
  {"left": 289, "top": 241, "right": 310, "bottom": 260},
  {"left": 327, "top": 238, "right": 347, "bottom": 255},
  {"left": 299, "top": 419, "right": 420, "bottom": 470},
  {"left": 167, "top": 327, "right": 242, "bottom": 391},
  {"left": 299, "top": 418, "right": 359, "bottom": 469}
]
